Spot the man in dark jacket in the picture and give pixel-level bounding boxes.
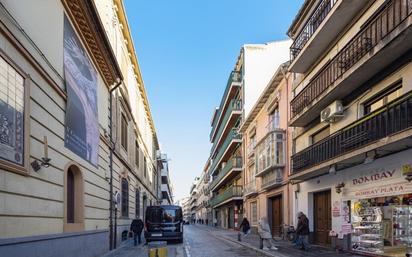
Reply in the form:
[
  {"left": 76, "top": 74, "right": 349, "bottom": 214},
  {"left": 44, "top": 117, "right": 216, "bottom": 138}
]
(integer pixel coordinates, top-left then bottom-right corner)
[
  {"left": 239, "top": 217, "right": 251, "bottom": 235},
  {"left": 130, "top": 218, "right": 144, "bottom": 246},
  {"left": 296, "top": 212, "right": 310, "bottom": 250}
]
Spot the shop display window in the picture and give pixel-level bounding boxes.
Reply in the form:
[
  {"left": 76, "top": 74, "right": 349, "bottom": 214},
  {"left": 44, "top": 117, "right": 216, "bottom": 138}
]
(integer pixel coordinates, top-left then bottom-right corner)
[{"left": 351, "top": 195, "right": 412, "bottom": 257}]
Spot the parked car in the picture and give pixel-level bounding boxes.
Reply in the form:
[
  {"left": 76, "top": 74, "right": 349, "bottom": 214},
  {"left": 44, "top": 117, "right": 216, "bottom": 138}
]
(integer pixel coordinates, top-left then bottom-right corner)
[{"left": 144, "top": 205, "right": 184, "bottom": 243}]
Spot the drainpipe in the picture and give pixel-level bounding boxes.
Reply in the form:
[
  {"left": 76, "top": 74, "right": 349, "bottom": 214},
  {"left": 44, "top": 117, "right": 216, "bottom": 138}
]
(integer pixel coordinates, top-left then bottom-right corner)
[{"left": 109, "top": 78, "right": 122, "bottom": 251}]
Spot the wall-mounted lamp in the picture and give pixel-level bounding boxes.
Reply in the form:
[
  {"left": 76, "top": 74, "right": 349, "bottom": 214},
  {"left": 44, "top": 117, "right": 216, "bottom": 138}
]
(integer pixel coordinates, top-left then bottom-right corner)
[
  {"left": 364, "top": 150, "right": 376, "bottom": 165},
  {"left": 329, "top": 164, "right": 337, "bottom": 175},
  {"left": 335, "top": 182, "right": 345, "bottom": 194},
  {"left": 31, "top": 136, "right": 51, "bottom": 172}
]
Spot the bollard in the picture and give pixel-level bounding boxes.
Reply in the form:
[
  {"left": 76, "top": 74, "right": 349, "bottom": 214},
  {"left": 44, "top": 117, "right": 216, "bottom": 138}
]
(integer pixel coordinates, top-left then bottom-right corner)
[
  {"left": 259, "top": 236, "right": 263, "bottom": 249},
  {"left": 237, "top": 232, "right": 241, "bottom": 242},
  {"left": 148, "top": 241, "right": 167, "bottom": 257}
]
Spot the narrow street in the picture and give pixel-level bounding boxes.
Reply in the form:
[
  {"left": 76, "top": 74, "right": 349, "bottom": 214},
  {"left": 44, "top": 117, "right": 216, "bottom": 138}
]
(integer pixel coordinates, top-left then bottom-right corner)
[{"left": 103, "top": 225, "right": 365, "bottom": 257}]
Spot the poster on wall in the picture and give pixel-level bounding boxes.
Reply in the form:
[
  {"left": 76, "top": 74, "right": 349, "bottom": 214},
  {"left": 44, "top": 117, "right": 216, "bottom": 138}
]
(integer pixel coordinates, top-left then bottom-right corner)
[
  {"left": 0, "top": 57, "right": 25, "bottom": 166},
  {"left": 63, "top": 16, "right": 99, "bottom": 167}
]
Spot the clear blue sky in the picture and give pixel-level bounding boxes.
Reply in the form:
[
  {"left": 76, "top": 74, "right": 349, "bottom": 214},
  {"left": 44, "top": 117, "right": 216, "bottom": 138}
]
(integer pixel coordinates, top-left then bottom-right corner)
[{"left": 124, "top": 0, "right": 304, "bottom": 201}]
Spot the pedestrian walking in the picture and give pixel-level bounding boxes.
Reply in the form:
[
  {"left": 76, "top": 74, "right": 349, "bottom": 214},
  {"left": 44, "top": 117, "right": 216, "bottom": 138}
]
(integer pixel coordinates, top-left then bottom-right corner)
[
  {"left": 239, "top": 217, "right": 251, "bottom": 235},
  {"left": 258, "top": 217, "right": 278, "bottom": 251},
  {"left": 214, "top": 218, "right": 217, "bottom": 227},
  {"left": 296, "top": 212, "right": 310, "bottom": 250},
  {"left": 130, "top": 218, "right": 144, "bottom": 246}
]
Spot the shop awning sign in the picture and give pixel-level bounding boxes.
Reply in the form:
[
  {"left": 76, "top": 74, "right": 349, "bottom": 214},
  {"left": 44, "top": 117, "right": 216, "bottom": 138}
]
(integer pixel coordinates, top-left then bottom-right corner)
[{"left": 343, "top": 181, "right": 412, "bottom": 200}]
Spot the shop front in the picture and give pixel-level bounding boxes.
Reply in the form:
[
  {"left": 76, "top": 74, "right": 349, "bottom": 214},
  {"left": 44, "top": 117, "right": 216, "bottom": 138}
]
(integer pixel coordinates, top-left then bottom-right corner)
[{"left": 295, "top": 148, "right": 412, "bottom": 257}]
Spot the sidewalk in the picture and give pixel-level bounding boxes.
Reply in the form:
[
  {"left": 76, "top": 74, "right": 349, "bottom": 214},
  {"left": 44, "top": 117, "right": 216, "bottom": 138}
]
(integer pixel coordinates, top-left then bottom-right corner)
[{"left": 195, "top": 225, "right": 363, "bottom": 257}]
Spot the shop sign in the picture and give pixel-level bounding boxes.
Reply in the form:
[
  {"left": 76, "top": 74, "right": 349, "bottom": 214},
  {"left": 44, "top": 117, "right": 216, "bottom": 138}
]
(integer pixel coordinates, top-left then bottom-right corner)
[
  {"left": 350, "top": 182, "right": 412, "bottom": 199},
  {"left": 352, "top": 169, "right": 396, "bottom": 186}
]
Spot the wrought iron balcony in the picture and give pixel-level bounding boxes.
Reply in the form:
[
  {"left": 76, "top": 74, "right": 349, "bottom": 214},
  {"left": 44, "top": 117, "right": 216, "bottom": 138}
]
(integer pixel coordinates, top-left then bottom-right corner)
[
  {"left": 210, "top": 185, "right": 243, "bottom": 207},
  {"left": 243, "top": 180, "right": 257, "bottom": 198},
  {"left": 290, "top": 0, "right": 338, "bottom": 61},
  {"left": 291, "top": 0, "right": 412, "bottom": 122},
  {"left": 210, "top": 128, "right": 242, "bottom": 175},
  {"left": 209, "top": 156, "right": 242, "bottom": 191},
  {"left": 292, "top": 93, "right": 412, "bottom": 173},
  {"left": 210, "top": 71, "right": 242, "bottom": 140},
  {"left": 261, "top": 169, "right": 283, "bottom": 190}
]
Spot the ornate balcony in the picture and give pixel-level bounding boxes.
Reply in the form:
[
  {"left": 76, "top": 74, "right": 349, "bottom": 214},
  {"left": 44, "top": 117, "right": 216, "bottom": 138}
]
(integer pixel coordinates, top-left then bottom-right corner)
[
  {"left": 291, "top": 0, "right": 412, "bottom": 126},
  {"left": 292, "top": 93, "right": 412, "bottom": 175},
  {"left": 261, "top": 169, "right": 283, "bottom": 190},
  {"left": 255, "top": 130, "right": 286, "bottom": 177},
  {"left": 243, "top": 180, "right": 257, "bottom": 198},
  {"left": 210, "top": 185, "right": 243, "bottom": 208}
]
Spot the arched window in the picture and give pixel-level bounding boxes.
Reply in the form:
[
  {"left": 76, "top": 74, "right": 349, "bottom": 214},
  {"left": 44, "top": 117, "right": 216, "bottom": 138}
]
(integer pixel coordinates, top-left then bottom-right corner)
[
  {"left": 67, "top": 168, "right": 75, "bottom": 223},
  {"left": 65, "top": 164, "right": 84, "bottom": 232},
  {"left": 121, "top": 178, "right": 129, "bottom": 217}
]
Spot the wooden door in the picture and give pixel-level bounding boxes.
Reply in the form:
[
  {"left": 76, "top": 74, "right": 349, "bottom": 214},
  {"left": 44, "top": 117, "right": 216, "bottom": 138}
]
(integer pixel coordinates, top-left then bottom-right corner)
[
  {"left": 271, "top": 195, "right": 283, "bottom": 237},
  {"left": 314, "top": 190, "right": 331, "bottom": 245}
]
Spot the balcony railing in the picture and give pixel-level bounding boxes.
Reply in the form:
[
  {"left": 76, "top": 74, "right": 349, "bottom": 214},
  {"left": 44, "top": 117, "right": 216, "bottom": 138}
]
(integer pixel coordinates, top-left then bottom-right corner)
[
  {"left": 210, "top": 71, "right": 242, "bottom": 139},
  {"left": 261, "top": 169, "right": 283, "bottom": 189},
  {"left": 210, "top": 128, "right": 242, "bottom": 175},
  {"left": 209, "top": 157, "right": 242, "bottom": 190},
  {"left": 292, "top": 93, "right": 412, "bottom": 173},
  {"left": 210, "top": 99, "right": 242, "bottom": 155},
  {"left": 243, "top": 180, "right": 257, "bottom": 197},
  {"left": 291, "top": 0, "right": 412, "bottom": 119},
  {"left": 210, "top": 185, "right": 243, "bottom": 207},
  {"left": 290, "top": 0, "right": 338, "bottom": 61}
]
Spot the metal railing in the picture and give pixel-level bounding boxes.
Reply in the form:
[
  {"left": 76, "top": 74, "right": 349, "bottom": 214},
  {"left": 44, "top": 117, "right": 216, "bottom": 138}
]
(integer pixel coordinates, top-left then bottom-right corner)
[
  {"left": 243, "top": 180, "right": 257, "bottom": 197},
  {"left": 292, "top": 93, "right": 412, "bottom": 173},
  {"left": 210, "top": 71, "right": 242, "bottom": 140},
  {"left": 210, "top": 128, "right": 242, "bottom": 175},
  {"left": 261, "top": 169, "right": 283, "bottom": 189},
  {"left": 290, "top": 0, "right": 338, "bottom": 61},
  {"left": 210, "top": 185, "right": 243, "bottom": 207},
  {"left": 210, "top": 99, "right": 242, "bottom": 155},
  {"left": 291, "top": 0, "right": 412, "bottom": 119},
  {"left": 209, "top": 156, "right": 242, "bottom": 190}
]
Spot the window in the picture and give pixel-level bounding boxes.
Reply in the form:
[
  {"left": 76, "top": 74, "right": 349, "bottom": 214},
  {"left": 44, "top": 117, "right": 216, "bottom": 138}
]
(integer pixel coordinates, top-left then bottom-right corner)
[
  {"left": 135, "top": 189, "right": 140, "bottom": 218},
  {"left": 256, "top": 132, "right": 285, "bottom": 173},
  {"left": 364, "top": 86, "right": 402, "bottom": 114},
  {"left": 121, "top": 178, "right": 129, "bottom": 217},
  {"left": 67, "top": 168, "right": 75, "bottom": 223},
  {"left": 121, "top": 113, "right": 128, "bottom": 150},
  {"left": 161, "top": 176, "right": 168, "bottom": 184},
  {"left": 0, "top": 55, "right": 26, "bottom": 167},
  {"left": 251, "top": 202, "right": 258, "bottom": 225},
  {"left": 311, "top": 126, "right": 330, "bottom": 145},
  {"left": 65, "top": 164, "right": 84, "bottom": 231},
  {"left": 144, "top": 157, "right": 147, "bottom": 178},
  {"left": 268, "top": 108, "right": 280, "bottom": 130},
  {"left": 135, "top": 141, "right": 139, "bottom": 168}
]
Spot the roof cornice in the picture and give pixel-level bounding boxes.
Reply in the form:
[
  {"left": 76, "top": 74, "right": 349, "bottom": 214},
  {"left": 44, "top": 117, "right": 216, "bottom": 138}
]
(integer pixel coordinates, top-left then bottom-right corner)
[{"left": 61, "top": 0, "right": 122, "bottom": 86}]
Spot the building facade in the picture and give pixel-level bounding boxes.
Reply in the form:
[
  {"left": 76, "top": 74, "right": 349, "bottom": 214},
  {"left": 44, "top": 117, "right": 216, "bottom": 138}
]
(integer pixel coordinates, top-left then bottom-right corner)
[
  {"left": 0, "top": 0, "right": 161, "bottom": 256},
  {"left": 288, "top": 0, "right": 412, "bottom": 256},
  {"left": 241, "top": 63, "right": 293, "bottom": 236},
  {"left": 157, "top": 152, "right": 173, "bottom": 205},
  {"left": 208, "top": 41, "right": 291, "bottom": 230}
]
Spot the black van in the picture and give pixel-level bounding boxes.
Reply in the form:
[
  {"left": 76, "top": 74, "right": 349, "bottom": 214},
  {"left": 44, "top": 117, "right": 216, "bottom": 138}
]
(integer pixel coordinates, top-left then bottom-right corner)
[{"left": 144, "top": 205, "right": 183, "bottom": 243}]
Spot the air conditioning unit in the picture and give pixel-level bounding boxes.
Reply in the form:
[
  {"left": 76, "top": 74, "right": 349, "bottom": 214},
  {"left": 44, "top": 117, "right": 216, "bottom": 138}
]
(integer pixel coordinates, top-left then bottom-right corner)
[{"left": 320, "top": 100, "right": 344, "bottom": 123}]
